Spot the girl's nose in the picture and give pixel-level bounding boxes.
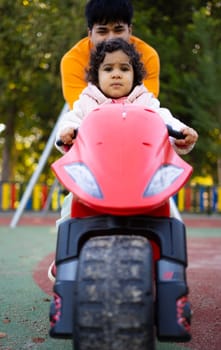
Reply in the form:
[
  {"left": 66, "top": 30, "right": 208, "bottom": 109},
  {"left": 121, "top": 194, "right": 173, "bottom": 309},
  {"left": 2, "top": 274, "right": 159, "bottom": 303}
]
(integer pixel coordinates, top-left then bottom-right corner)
[{"left": 112, "top": 70, "right": 121, "bottom": 78}]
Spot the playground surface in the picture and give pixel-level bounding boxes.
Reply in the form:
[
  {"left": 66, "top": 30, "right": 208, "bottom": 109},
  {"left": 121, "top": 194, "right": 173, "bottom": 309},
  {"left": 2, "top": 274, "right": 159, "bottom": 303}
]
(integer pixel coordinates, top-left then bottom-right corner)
[{"left": 0, "top": 213, "right": 221, "bottom": 350}]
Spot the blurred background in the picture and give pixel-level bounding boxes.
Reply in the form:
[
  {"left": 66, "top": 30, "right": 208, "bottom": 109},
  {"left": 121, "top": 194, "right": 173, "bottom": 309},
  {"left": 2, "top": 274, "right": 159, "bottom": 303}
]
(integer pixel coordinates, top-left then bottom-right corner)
[{"left": 0, "top": 0, "right": 221, "bottom": 214}]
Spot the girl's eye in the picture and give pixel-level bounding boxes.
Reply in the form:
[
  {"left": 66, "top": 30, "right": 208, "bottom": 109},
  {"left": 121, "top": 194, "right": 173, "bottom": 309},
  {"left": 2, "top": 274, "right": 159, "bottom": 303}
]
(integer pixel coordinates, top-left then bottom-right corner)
[{"left": 104, "top": 67, "right": 112, "bottom": 72}]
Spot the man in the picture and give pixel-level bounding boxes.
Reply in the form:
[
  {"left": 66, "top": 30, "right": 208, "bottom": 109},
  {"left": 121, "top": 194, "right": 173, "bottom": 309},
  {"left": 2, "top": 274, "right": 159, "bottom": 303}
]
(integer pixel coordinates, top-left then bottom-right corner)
[{"left": 61, "top": 0, "right": 160, "bottom": 109}]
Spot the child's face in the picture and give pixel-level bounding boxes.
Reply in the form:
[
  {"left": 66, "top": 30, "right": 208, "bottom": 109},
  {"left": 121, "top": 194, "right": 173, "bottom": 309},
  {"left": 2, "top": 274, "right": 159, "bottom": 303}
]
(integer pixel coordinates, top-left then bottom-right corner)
[
  {"left": 88, "top": 22, "right": 132, "bottom": 47},
  {"left": 98, "top": 50, "right": 134, "bottom": 99}
]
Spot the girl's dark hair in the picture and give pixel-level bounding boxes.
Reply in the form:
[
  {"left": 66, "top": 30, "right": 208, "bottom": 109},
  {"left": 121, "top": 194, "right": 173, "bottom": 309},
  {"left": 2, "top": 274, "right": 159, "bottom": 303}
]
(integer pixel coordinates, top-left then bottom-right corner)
[
  {"left": 86, "top": 38, "right": 147, "bottom": 89},
  {"left": 85, "top": 0, "right": 133, "bottom": 30}
]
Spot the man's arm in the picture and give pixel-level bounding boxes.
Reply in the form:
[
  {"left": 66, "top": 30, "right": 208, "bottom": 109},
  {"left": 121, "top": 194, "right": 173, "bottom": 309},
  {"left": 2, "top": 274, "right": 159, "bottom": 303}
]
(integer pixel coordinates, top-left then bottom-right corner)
[
  {"left": 61, "top": 56, "right": 88, "bottom": 110},
  {"left": 60, "top": 38, "right": 91, "bottom": 109},
  {"left": 142, "top": 50, "right": 160, "bottom": 98},
  {"left": 131, "top": 36, "right": 160, "bottom": 98}
]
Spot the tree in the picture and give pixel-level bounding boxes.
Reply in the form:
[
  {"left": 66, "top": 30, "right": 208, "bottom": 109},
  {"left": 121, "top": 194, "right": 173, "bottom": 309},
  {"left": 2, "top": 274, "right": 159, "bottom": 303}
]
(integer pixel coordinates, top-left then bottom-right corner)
[
  {"left": 1, "top": 0, "right": 220, "bottom": 184},
  {"left": 183, "top": 2, "right": 221, "bottom": 183},
  {"left": 132, "top": 1, "right": 220, "bottom": 179},
  {"left": 0, "top": 0, "right": 86, "bottom": 182}
]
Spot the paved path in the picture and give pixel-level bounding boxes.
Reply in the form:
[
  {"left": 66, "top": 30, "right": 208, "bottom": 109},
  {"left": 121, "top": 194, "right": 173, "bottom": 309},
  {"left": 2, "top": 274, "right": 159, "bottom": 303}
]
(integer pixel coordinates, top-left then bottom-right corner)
[{"left": 0, "top": 214, "right": 221, "bottom": 350}]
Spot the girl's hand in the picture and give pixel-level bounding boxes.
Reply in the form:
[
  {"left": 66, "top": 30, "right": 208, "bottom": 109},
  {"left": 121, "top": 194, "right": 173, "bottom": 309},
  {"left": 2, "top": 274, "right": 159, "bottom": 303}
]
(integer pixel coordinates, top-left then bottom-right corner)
[
  {"left": 60, "top": 127, "right": 76, "bottom": 145},
  {"left": 174, "top": 127, "right": 198, "bottom": 148}
]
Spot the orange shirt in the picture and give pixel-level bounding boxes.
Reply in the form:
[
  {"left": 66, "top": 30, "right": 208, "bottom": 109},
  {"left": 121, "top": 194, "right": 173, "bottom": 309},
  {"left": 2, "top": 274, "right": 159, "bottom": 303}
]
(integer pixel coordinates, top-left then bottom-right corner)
[{"left": 61, "top": 35, "right": 160, "bottom": 109}]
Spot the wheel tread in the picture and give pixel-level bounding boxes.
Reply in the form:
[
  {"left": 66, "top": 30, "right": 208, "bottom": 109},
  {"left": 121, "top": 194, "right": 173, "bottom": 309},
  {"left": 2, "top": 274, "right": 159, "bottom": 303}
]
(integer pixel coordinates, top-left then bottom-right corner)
[{"left": 74, "top": 235, "right": 155, "bottom": 350}]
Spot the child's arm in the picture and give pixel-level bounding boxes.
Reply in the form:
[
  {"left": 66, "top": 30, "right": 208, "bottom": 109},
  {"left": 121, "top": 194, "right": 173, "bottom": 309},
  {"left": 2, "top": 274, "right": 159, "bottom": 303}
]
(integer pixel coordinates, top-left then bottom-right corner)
[
  {"left": 55, "top": 87, "right": 101, "bottom": 153},
  {"left": 55, "top": 107, "right": 83, "bottom": 153}
]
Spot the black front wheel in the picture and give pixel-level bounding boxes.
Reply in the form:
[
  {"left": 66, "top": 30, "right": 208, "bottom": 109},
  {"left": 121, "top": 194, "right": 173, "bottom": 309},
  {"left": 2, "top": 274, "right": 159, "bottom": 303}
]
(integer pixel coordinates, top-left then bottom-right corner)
[{"left": 73, "top": 235, "right": 155, "bottom": 350}]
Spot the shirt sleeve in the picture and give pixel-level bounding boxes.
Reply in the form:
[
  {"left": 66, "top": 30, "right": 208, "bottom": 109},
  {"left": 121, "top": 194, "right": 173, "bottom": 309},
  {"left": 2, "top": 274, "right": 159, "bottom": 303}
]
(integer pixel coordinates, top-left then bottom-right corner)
[
  {"left": 131, "top": 36, "right": 160, "bottom": 98},
  {"left": 60, "top": 38, "right": 90, "bottom": 109},
  {"left": 142, "top": 51, "right": 160, "bottom": 98}
]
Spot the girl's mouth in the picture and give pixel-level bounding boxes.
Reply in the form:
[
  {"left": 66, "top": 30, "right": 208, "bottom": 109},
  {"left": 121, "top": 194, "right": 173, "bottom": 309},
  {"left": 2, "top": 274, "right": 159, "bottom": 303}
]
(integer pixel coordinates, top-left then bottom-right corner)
[{"left": 111, "top": 83, "right": 122, "bottom": 87}]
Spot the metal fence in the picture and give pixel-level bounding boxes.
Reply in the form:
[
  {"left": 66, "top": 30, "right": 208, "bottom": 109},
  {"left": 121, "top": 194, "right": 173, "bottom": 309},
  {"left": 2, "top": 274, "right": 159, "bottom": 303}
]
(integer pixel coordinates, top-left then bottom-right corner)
[{"left": 0, "top": 181, "right": 221, "bottom": 214}]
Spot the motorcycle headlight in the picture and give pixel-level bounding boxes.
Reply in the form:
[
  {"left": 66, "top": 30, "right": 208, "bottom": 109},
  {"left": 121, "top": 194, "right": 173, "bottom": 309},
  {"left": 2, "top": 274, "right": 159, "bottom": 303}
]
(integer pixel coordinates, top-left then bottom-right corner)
[
  {"left": 64, "top": 162, "right": 103, "bottom": 199},
  {"left": 143, "top": 164, "right": 184, "bottom": 197}
]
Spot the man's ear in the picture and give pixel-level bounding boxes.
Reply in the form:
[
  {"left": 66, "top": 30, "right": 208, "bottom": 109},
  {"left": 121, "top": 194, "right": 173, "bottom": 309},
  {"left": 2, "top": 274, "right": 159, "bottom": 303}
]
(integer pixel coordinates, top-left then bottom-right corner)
[
  {"left": 88, "top": 28, "right": 92, "bottom": 38},
  {"left": 129, "top": 24, "right": 133, "bottom": 35}
]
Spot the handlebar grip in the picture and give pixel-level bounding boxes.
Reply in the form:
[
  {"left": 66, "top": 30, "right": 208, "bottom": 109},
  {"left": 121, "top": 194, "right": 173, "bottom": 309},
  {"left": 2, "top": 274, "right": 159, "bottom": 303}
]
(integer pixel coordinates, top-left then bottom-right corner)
[
  {"left": 56, "top": 139, "right": 64, "bottom": 147},
  {"left": 56, "top": 129, "right": 79, "bottom": 147},
  {"left": 166, "top": 125, "right": 185, "bottom": 140}
]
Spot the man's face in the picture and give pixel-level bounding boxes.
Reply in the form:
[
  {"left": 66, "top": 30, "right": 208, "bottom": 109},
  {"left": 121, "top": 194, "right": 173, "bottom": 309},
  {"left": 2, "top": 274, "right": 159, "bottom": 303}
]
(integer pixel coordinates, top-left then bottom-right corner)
[{"left": 88, "top": 22, "right": 132, "bottom": 46}]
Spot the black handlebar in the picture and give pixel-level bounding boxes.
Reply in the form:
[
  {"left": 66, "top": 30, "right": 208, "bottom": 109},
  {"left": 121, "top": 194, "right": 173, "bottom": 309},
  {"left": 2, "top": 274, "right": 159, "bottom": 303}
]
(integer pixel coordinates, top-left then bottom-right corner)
[
  {"left": 56, "top": 125, "right": 185, "bottom": 147},
  {"left": 56, "top": 129, "right": 78, "bottom": 147},
  {"left": 56, "top": 139, "right": 65, "bottom": 147},
  {"left": 166, "top": 125, "right": 185, "bottom": 140}
]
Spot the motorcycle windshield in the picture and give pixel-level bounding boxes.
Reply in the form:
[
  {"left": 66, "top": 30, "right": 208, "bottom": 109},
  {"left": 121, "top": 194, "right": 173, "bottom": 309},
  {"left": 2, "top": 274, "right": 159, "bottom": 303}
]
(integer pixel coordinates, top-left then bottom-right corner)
[{"left": 52, "top": 104, "right": 192, "bottom": 215}]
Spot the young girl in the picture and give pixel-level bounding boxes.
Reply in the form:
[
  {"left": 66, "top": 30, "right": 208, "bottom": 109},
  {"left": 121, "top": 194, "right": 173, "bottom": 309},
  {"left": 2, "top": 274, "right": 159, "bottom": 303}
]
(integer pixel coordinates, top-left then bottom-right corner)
[
  {"left": 48, "top": 38, "right": 198, "bottom": 282},
  {"left": 56, "top": 38, "right": 198, "bottom": 155}
]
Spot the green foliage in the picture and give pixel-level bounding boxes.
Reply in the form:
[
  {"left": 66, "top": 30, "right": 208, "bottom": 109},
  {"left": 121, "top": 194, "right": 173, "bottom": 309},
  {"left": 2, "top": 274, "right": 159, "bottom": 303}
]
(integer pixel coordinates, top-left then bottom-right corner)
[
  {"left": 0, "top": 0, "right": 86, "bottom": 181},
  {"left": 0, "top": 0, "right": 220, "bottom": 183},
  {"left": 132, "top": 0, "right": 221, "bottom": 181},
  {"left": 183, "top": 3, "right": 221, "bottom": 181}
]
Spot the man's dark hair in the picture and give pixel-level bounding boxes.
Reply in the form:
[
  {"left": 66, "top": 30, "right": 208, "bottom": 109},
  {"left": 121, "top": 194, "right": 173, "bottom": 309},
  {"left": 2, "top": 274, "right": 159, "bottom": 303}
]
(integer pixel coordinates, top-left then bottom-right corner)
[
  {"left": 86, "top": 38, "right": 146, "bottom": 89},
  {"left": 85, "top": 0, "right": 134, "bottom": 30}
]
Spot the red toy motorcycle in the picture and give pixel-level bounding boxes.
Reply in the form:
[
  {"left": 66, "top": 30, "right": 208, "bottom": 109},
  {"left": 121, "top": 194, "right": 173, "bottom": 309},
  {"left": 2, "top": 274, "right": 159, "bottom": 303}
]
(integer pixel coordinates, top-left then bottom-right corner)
[{"left": 49, "top": 104, "right": 192, "bottom": 350}]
